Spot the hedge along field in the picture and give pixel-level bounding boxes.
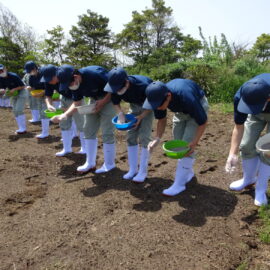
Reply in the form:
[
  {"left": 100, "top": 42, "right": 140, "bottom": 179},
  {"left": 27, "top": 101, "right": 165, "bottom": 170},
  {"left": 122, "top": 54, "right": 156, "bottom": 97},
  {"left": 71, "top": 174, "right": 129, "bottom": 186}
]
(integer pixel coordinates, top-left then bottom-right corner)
[{"left": 128, "top": 56, "right": 270, "bottom": 104}]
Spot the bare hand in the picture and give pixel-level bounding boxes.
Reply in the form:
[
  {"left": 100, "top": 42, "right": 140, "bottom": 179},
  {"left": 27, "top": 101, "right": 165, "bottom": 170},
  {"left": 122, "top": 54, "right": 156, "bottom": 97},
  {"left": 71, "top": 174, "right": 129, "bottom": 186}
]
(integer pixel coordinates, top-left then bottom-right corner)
[
  {"left": 47, "top": 104, "right": 56, "bottom": 112},
  {"left": 94, "top": 100, "right": 105, "bottom": 113},
  {"left": 117, "top": 112, "right": 125, "bottom": 124},
  {"left": 133, "top": 115, "right": 143, "bottom": 130},
  {"left": 50, "top": 114, "right": 67, "bottom": 123},
  {"left": 185, "top": 142, "right": 196, "bottom": 156},
  {"left": 147, "top": 138, "right": 160, "bottom": 153}
]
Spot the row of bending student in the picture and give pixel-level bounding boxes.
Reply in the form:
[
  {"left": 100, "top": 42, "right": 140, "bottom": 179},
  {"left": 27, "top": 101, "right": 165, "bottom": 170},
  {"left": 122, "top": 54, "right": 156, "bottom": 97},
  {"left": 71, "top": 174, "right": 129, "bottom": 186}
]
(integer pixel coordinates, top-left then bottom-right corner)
[{"left": 0, "top": 62, "right": 269, "bottom": 206}]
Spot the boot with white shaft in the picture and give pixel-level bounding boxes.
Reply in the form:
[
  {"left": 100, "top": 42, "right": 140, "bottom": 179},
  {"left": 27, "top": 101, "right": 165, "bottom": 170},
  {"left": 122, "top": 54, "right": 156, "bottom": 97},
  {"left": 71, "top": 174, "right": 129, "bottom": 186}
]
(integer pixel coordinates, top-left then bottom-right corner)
[
  {"left": 229, "top": 157, "right": 259, "bottom": 191},
  {"left": 162, "top": 157, "right": 195, "bottom": 196}
]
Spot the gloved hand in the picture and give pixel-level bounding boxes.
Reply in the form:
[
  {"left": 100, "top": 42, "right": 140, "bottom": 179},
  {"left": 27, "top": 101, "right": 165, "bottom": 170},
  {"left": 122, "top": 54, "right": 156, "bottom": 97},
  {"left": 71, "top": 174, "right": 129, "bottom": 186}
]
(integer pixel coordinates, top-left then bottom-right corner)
[
  {"left": 117, "top": 111, "right": 126, "bottom": 124},
  {"left": 47, "top": 104, "right": 56, "bottom": 112},
  {"left": 225, "top": 154, "right": 238, "bottom": 173},
  {"left": 147, "top": 137, "right": 161, "bottom": 153}
]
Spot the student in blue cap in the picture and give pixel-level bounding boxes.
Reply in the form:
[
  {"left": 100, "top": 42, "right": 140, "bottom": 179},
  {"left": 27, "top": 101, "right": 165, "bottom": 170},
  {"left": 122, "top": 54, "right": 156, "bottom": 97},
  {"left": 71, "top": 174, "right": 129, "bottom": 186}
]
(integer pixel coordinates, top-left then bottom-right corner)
[
  {"left": 225, "top": 73, "right": 270, "bottom": 206},
  {"left": 0, "top": 64, "right": 28, "bottom": 134},
  {"left": 24, "top": 61, "right": 51, "bottom": 139},
  {"left": 49, "top": 65, "right": 116, "bottom": 174},
  {"left": 40, "top": 64, "right": 86, "bottom": 157},
  {"left": 143, "top": 79, "right": 209, "bottom": 196},
  {"left": 104, "top": 67, "right": 154, "bottom": 182},
  {"left": 23, "top": 61, "right": 40, "bottom": 123}
]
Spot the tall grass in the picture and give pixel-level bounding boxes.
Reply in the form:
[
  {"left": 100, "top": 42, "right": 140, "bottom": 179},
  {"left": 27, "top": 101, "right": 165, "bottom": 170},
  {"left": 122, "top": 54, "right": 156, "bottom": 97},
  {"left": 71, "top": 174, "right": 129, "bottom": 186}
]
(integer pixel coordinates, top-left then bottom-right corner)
[{"left": 258, "top": 204, "right": 270, "bottom": 244}]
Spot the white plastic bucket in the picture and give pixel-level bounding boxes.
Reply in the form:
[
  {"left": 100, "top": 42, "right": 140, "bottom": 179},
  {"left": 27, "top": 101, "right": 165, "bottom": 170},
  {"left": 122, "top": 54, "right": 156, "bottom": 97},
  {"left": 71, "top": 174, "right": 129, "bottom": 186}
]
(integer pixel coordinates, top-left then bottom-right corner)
[
  {"left": 76, "top": 103, "right": 95, "bottom": 114},
  {"left": 256, "top": 133, "right": 270, "bottom": 157}
]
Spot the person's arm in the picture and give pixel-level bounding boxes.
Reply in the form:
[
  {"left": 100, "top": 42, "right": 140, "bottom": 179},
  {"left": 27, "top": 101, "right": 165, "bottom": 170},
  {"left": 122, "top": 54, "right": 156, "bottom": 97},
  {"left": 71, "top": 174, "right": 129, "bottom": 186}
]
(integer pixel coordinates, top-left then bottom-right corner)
[
  {"left": 156, "top": 117, "right": 167, "bottom": 139},
  {"left": 133, "top": 109, "right": 151, "bottom": 129},
  {"left": 9, "top": 75, "right": 25, "bottom": 93},
  {"left": 9, "top": 85, "right": 25, "bottom": 93},
  {"left": 148, "top": 117, "right": 167, "bottom": 153},
  {"left": 45, "top": 96, "right": 56, "bottom": 112},
  {"left": 50, "top": 100, "right": 82, "bottom": 123},
  {"left": 94, "top": 93, "right": 111, "bottom": 113},
  {"left": 186, "top": 121, "right": 207, "bottom": 156},
  {"left": 229, "top": 124, "right": 245, "bottom": 155},
  {"left": 62, "top": 101, "right": 81, "bottom": 117},
  {"left": 114, "top": 104, "right": 126, "bottom": 124},
  {"left": 114, "top": 104, "right": 122, "bottom": 114},
  {"left": 225, "top": 124, "right": 244, "bottom": 173}
]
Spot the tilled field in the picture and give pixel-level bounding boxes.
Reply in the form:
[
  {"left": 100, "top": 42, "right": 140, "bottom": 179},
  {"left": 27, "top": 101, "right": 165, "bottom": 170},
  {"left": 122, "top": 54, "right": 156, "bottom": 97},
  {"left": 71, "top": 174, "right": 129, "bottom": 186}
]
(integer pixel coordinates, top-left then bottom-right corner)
[{"left": 0, "top": 107, "right": 269, "bottom": 270}]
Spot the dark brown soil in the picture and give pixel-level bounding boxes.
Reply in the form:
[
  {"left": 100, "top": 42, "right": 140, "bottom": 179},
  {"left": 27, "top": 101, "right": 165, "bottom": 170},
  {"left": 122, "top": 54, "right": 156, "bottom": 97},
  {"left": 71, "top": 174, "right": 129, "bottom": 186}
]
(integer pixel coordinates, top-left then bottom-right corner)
[{"left": 0, "top": 107, "right": 269, "bottom": 270}]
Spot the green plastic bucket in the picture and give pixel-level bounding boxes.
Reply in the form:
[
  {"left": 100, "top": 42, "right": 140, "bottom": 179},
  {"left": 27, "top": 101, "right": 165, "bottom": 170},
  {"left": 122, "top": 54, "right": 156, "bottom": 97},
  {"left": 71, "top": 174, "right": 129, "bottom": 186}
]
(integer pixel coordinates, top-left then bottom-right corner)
[
  {"left": 162, "top": 140, "right": 190, "bottom": 159},
  {"left": 5, "top": 89, "right": 19, "bottom": 97},
  {"left": 52, "top": 92, "right": 60, "bottom": 100},
  {"left": 44, "top": 109, "right": 63, "bottom": 118}
]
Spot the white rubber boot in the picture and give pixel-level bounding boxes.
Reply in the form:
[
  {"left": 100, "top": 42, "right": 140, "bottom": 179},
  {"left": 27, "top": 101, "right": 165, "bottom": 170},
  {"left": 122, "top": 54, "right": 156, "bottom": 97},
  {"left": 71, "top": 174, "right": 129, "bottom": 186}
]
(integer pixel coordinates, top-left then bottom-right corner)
[
  {"left": 71, "top": 120, "right": 78, "bottom": 139},
  {"left": 4, "top": 98, "right": 9, "bottom": 107},
  {"left": 95, "top": 143, "right": 116, "bottom": 173},
  {"left": 132, "top": 147, "right": 150, "bottom": 183},
  {"left": 76, "top": 132, "right": 86, "bottom": 154},
  {"left": 162, "top": 157, "right": 195, "bottom": 196},
  {"left": 36, "top": 119, "right": 50, "bottom": 139},
  {"left": 254, "top": 162, "right": 269, "bottom": 206},
  {"left": 55, "top": 130, "right": 72, "bottom": 156},
  {"left": 15, "top": 114, "right": 27, "bottom": 134},
  {"left": 123, "top": 145, "right": 139, "bottom": 180},
  {"left": 29, "top": 110, "right": 40, "bottom": 123},
  {"left": 77, "top": 139, "right": 98, "bottom": 173},
  {"left": 229, "top": 157, "right": 259, "bottom": 191},
  {"left": 8, "top": 98, "right": 12, "bottom": 107}
]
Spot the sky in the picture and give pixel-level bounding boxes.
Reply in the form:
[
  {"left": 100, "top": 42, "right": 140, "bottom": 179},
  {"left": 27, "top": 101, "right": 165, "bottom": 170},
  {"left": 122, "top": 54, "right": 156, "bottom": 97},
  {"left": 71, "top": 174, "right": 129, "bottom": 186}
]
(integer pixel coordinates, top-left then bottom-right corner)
[{"left": 0, "top": 0, "right": 269, "bottom": 47}]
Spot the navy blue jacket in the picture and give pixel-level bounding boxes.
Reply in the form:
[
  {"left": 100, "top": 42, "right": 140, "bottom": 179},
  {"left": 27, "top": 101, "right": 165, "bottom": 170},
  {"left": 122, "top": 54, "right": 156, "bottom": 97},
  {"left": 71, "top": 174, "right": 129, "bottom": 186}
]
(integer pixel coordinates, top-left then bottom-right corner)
[
  {"left": 0, "top": 72, "right": 24, "bottom": 89},
  {"left": 154, "top": 79, "right": 207, "bottom": 125},
  {"left": 71, "top": 66, "right": 108, "bottom": 101},
  {"left": 29, "top": 72, "right": 45, "bottom": 90},
  {"left": 111, "top": 75, "right": 152, "bottom": 106}
]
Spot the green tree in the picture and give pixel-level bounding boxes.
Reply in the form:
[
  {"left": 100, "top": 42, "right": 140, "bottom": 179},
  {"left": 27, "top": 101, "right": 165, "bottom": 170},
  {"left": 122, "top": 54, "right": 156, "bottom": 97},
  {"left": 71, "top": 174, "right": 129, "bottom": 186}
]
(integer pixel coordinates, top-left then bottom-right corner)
[
  {"left": 199, "top": 27, "right": 233, "bottom": 65},
  {"left": 0, "top": 4, "right": 37, "bottom": 54},
  {"left": 179, "top": 34, "right": 202, "bottom": 59},
  {"left": 252, "top": 33, "right": 270, "bottom": 62},
  {"left": 0, "top": 3, "right": 38, "bottom": 74},
  {"left": 65, "top": 10, "right": 115, "bottom": 67},
  {"left": 231, "top": 42, "right": 248, "bottom": 60},
  {"left": 0, "top": 37, "right": 24, "bottom": 74},
  {"left": 117, "top": 0, "right": 200, "bottom": 70},
  {"left": 42, "top": 25, "right": 66, "bottom": 65},
  {"left": 144, "top": 0, "right": 174, "bottom": 49},
  {"left": 116, "top": 11, "right": 150, "bottom": 66}
]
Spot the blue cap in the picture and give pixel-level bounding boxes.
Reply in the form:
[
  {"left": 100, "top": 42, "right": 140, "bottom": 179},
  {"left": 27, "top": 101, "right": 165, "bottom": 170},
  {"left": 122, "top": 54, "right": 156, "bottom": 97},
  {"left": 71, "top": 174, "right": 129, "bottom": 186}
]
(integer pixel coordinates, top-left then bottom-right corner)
[
  {"left": 0, "top": 64, "right": 5, "bottom": 70},
  {"left": 40, "top": 64, "right": 57, "bottom": 83},
  {"left": 57, "top": 64, "right": 75, "bottom": 91},
  {"left": 238, "top": 78, "right": 270, "bottom": 114},
  {"left": 104, "top": 67, "right": 128, "bottom": 93},
  {"left": 143, "top": 81, "right": 169, "bottom": 110},
  {"left": 24, "top": 61, "right": 38, "bottom": 73}
]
